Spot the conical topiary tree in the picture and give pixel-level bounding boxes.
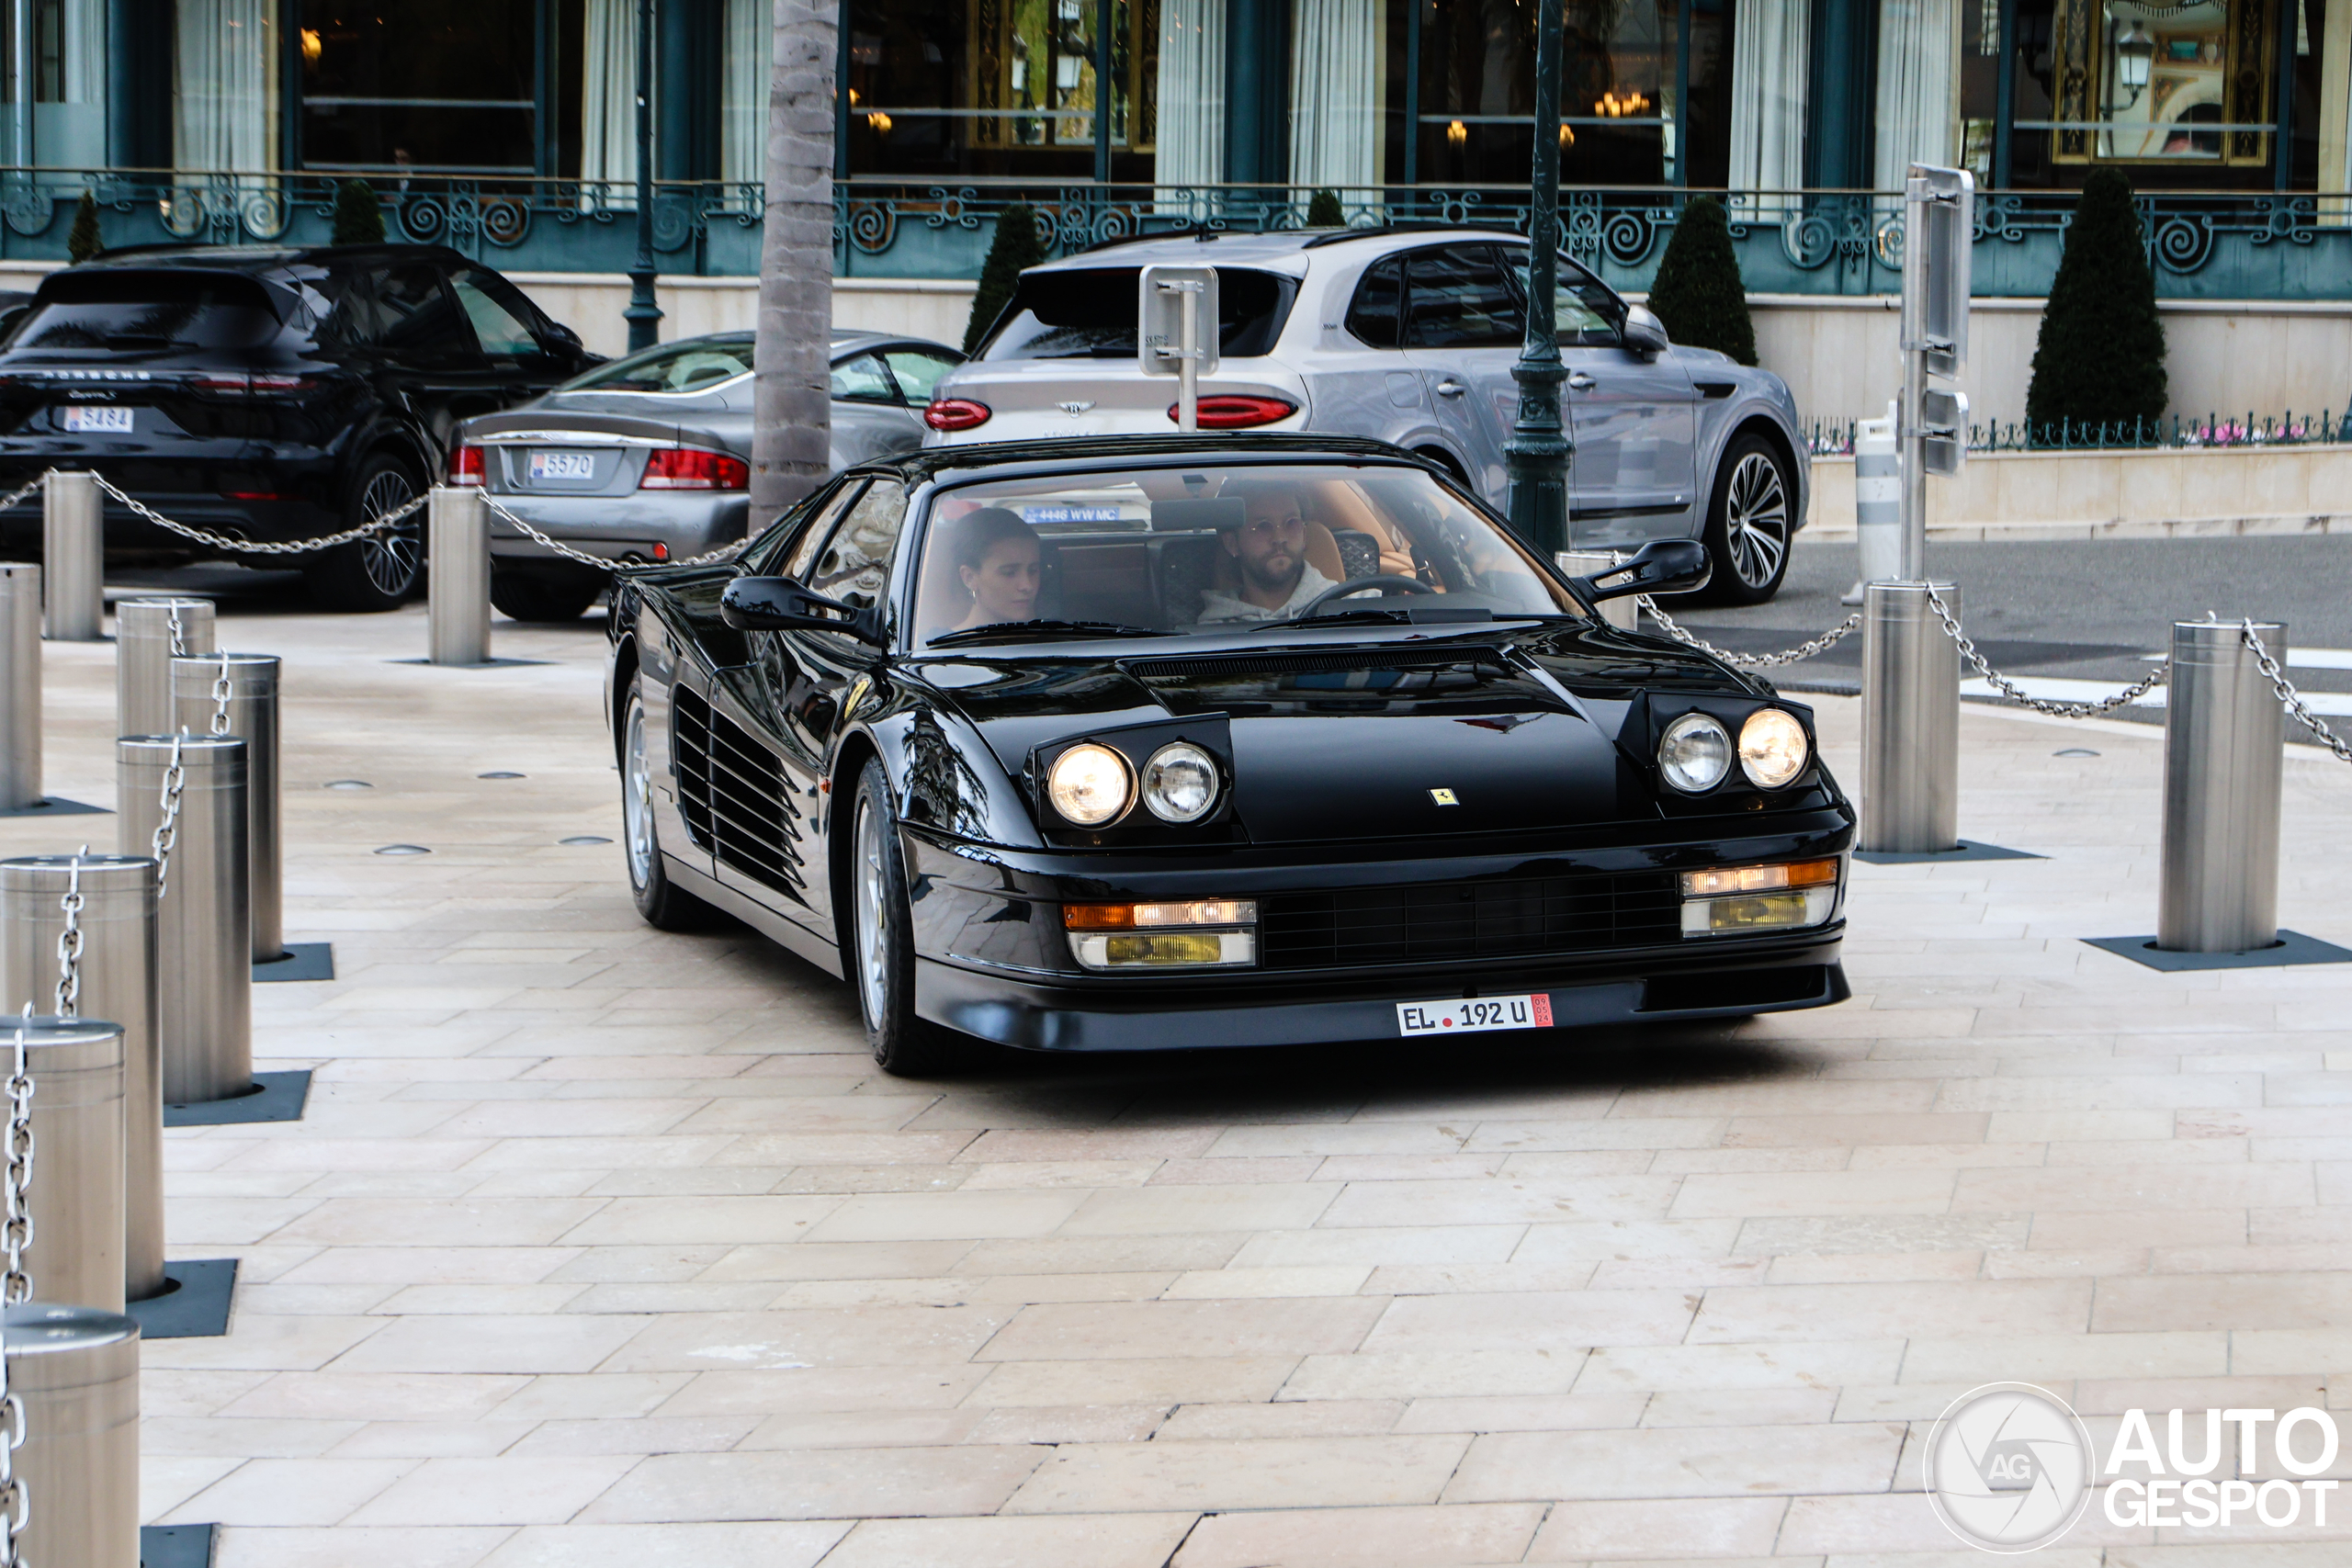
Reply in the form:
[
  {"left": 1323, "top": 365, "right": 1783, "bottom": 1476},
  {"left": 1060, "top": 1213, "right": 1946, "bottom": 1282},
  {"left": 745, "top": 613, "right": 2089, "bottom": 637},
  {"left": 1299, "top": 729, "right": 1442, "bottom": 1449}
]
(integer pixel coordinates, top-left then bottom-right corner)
[
  {"left": 2025, "top": 167, "right": 2166, "bottom": 437},
  {"left": 1306, "top": 188, "right": 1344, "bottom": 228},
  {"left": 963, "top": 204, "right": 1048, "bottom": 354},
  {"left": 66, "top": 189, "right": 102, "bottom": 264},
  {"left": 332, "top": 179, "right": 386, "bottom": 245},
  {"left": 1644, "top": 196, "right": 1756, "bottom": 365}
]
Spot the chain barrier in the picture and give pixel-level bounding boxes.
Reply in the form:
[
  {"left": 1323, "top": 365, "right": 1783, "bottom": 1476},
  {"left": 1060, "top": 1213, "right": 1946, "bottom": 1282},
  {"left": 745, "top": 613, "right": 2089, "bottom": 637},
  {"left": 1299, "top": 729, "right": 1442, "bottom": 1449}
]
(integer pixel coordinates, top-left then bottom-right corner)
[
  {"left": 1920, "top": 585, "right": 2174, "bottom": 718},
  {"left": 208, "top": 652, "right": 233, "bottom": 738},
  {"left": 1637, "top": 596, "right": 1864, "bottom": 670},
  {"left": 0, "top": 1009, "right": 24, "bottom": 1568},
  {"left": 2241, "top": 620, "right": 2352, "bottom": 764},
  {"left": 80, "top": 470, "right": 428, "bottom": 558},
  {"left": 0, "top": 475, "right": 41, "bottom": 517},
  {"left": 167, "top": 601, "right": 187, "bottom": 659},
  {"left": 3, "top": 1007, "right": 32, "bottom": 1306},
  {"left": 480, "top": 492, "right": 748, "bottom": 573},
  {"left": 52, "top": 851, "right": 84, "bottom": 1020},
  {"left": 151, "top": 732, "right": 187, "bottom": 902}
]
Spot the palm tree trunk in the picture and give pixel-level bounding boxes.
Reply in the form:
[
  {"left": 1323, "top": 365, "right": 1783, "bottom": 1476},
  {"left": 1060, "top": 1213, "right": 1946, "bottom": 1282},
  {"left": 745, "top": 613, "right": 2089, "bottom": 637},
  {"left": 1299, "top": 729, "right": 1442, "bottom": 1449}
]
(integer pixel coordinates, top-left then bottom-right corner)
[{"left": 751, "top": 0, "right": 837, "bottom": 525}]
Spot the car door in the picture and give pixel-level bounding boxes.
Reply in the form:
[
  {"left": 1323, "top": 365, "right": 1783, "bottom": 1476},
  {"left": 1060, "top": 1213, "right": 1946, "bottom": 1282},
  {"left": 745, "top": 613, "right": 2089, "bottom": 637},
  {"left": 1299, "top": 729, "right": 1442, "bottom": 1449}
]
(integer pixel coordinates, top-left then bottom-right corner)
[
  {"left": 746, "top": 478, "right": 910, "bottom": 937},
  {"left": 367, "top": 263, "right": 498, "bottom": 455},
  {"left": 829, "top": 352, "right": 911, "bottom": 468},
  {"left": 1398, "top": 244, "right": 1527, "bottom": 507},
  {"left": 1511, "top": 253, "right": 1702, "bottom": 547},
  {"left": 1311, "top": 254, "right": 1442, "bottom": 460}
]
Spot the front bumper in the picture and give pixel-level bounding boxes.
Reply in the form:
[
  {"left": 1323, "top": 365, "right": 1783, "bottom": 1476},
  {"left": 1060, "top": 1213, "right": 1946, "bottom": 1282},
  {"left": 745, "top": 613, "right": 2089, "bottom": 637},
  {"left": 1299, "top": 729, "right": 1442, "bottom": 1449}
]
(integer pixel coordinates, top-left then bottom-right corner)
[
  {"left": 917, "top": 934, "right": 1847, "bottom": 1050},
  {"left": 483, "top": 491, "right": 749, "bottom": 568},
  {"left": 903, "top": 810, "right": 1854, "bottom": 1051}
]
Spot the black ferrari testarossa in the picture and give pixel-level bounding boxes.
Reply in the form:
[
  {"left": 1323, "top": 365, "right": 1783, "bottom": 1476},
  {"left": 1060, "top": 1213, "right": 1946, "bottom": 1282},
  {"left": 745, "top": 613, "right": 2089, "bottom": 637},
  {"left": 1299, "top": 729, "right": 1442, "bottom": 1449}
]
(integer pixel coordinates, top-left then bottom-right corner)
[{"left": 605, "top": 434, "right": 1853, "bottom": 1075}]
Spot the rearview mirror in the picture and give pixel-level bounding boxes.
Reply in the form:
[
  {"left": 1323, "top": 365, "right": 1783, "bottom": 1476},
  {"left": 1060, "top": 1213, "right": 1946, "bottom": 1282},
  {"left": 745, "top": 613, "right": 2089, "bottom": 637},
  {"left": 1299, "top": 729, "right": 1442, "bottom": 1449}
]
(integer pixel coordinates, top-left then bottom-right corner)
[
  {"left": 1566, "top": 538, "right": 1711, "bottom": 608},
  {"left": 719, "top": 576, "right": 886, "bottom": 645},
  {"left": 1622, "top": 305, "right": 1669, "bottom": 358}
]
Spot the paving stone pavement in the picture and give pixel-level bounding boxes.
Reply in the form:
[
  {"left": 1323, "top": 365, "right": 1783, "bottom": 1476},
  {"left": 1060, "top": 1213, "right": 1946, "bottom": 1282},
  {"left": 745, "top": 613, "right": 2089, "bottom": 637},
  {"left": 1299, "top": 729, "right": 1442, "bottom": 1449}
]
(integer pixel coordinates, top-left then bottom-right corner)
[{"left": 10, "top": 598, "right": 2352, "bottom": 1566}]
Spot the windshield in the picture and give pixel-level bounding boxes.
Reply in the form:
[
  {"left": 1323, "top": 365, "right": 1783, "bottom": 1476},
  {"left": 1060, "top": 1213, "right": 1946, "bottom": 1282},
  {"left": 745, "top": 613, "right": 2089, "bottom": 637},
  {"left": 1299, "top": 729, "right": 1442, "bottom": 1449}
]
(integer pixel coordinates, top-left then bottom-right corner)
[
  {"left": 978, "top": 267, "right": 1296, "bottom": 360},
  {"left": 563, "top": 335, "right": 752, "bottom": 393},
  {"left": 911, "top": 461, "right": 1583, "bottom": 647}
]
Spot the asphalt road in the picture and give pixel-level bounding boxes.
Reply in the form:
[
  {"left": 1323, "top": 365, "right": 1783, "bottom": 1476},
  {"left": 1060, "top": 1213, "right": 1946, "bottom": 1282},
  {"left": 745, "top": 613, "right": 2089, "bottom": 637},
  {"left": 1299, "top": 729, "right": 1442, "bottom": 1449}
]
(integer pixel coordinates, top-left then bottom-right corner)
[{"left": 1668, "top": 533, "right": 2352, "bottom": 726}]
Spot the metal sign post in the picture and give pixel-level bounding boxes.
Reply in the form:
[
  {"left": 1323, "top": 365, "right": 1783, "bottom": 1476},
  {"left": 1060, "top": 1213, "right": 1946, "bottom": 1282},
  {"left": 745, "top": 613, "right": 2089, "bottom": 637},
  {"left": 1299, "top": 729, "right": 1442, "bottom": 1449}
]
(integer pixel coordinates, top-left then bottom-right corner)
[
  {"left": 1138, "top": 265, "right": 1218, "bottom": 432},
  {"left": 1897, "top": 164, "right": 1973, "bottom": 582}
]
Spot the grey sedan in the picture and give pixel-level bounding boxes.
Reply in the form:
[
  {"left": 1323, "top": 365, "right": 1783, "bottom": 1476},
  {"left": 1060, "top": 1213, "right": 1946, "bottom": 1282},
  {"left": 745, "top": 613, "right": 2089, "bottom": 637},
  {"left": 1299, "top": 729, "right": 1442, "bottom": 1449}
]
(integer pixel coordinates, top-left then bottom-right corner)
[
  {"left": 928, "top": 229, "right": 1807, "bottom": 604},
  {"left": 452, "top": 329, "right": 963, "bottom": 620}
]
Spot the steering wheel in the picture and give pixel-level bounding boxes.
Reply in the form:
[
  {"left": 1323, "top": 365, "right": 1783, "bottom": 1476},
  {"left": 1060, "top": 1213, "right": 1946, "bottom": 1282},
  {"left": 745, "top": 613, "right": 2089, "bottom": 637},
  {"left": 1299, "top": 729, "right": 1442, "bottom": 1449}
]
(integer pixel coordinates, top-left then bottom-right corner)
[{"left": 1296, "top": 574, "right": 1436, "bottom": 617}]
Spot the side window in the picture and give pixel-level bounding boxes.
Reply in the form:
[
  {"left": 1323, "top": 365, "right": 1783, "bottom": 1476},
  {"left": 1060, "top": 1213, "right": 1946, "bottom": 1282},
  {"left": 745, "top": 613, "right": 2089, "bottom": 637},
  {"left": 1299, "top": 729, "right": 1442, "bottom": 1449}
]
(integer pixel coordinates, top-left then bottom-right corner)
[
  {"left": 829, "top": 353, "right": 898, "bottom": 403},
  {"left": 880, "top": 349, "right": 959, "bottom": 405},
  {"left": 807, "top": 480, "right": 910, "bottom": 610},
  {"left": 1344, "top": 257, "right": 1403, "bottom": 349},
  {"left": 1505, "top": 252, "right": 1623, "bottom": 347},
  {"left": 1402, "top": 246, "right": 1524, "bottom": 349},
  {"left": 451, "top": 270, "right": 545, "bottom": 360},
  {"left": 369, "top": 265, "right": 474, "bottom": 366},
  {"left": 316, "top": 268, "right": 379, "bottom": 348},
  {"left": 775, "top": 479, "right": 867, "bottom": 577}
]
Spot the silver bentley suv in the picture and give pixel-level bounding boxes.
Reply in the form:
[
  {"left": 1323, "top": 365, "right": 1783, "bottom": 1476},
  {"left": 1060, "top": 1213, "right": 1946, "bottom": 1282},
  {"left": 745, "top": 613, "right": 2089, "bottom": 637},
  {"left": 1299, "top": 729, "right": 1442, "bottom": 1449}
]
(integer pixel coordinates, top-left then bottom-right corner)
[{"left": 923, "top": 228, "right": 1808, "bottom": 604}]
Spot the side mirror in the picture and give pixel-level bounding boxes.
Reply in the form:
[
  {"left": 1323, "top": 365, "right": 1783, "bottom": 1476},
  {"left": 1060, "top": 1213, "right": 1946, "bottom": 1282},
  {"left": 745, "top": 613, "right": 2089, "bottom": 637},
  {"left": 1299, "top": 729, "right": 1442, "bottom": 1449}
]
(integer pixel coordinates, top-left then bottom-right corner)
[
  {"left": 718, "top": 576, "right": 886, "bottom": 645},
  {"left": 1622, "top": 305, "right": 1669, "bottom": 358},
  {"left": 542, "top": 321, "right": 582, "bottom": 350},
  {"left": 1567, "top": 538, "right": 1711, "bottom": 608}
]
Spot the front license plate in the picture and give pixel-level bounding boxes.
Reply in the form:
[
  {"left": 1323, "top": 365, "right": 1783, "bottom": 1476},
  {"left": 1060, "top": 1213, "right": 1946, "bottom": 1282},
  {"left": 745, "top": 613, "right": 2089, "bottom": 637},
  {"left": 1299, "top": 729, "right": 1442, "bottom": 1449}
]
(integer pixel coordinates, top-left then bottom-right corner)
[
  {"left": 61, "top": 406, "right": 131, "bottom": 434},
  {"left": 528, "top": 450, "right": 597, "bottom": 481},
  {"left": 1396, "top": 993, "right": 1554, "bottom": 1035}
]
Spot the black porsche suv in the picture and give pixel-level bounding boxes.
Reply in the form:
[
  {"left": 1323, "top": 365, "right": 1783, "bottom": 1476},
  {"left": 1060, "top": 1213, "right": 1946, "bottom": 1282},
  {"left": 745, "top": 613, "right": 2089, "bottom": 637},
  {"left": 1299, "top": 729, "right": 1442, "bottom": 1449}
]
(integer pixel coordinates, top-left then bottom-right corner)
[{"left": 0, "top": 243, "right": 594, "bottom": 610}]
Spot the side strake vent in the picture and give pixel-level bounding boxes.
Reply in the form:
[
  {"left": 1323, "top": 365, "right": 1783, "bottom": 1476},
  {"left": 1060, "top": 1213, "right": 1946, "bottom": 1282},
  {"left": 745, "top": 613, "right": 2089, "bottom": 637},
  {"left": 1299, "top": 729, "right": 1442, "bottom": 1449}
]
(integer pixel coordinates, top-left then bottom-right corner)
[{"left": 669, "top": 684, "right": 807, "bottom": 900}]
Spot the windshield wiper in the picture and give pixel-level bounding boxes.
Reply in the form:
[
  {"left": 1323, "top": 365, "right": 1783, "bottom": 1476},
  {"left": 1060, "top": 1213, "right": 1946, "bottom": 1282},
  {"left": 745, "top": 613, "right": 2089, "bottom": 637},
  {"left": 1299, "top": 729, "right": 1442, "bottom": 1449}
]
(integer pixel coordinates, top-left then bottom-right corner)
[
  {"left": 1275, "top": 608, "right": 1414, "bottom": 629},
  {"left": 928, "top": 618, "right": 1172, "bottom": 647}
]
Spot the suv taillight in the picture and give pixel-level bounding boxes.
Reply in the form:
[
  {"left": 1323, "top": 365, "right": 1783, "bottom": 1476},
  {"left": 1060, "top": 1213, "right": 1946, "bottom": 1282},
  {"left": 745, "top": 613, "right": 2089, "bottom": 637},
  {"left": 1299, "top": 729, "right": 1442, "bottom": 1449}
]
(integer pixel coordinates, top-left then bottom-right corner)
[
  {"left": 639, "top": 447, "right": 749, "bottom": 491},
  {"left": 1171, "top": 396, "right": 1298, "bottom": 430},
  {"left": 447, "top": 445, "right": 485, "bottom": 487},
  {"left": 923, "top": 398, "right": 991, "bottom": 432}
]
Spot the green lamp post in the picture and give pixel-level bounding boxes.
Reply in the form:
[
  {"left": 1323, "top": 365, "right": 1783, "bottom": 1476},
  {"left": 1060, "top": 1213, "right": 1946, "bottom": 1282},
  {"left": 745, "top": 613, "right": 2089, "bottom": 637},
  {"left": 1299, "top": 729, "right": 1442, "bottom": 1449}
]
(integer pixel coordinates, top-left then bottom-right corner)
[{"left": 1504, "top": 0, "right": 1570, "bottom": 555}]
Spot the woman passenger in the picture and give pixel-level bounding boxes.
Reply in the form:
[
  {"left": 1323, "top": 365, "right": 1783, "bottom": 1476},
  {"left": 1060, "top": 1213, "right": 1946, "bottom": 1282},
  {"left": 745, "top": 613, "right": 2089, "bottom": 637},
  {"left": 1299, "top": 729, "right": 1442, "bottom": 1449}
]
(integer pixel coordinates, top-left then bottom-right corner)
[{"left": 949, "top": 507, "right": 1043, "bottom": 630}]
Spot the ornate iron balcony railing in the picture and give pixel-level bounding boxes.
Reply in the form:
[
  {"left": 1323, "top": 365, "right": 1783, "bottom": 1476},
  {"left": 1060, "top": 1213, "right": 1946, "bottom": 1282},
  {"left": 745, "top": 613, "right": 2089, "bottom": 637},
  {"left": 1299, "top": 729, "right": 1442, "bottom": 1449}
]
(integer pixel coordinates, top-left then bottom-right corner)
[{"left": 0, "top": 170, "right": 2338, "bottom": 300}]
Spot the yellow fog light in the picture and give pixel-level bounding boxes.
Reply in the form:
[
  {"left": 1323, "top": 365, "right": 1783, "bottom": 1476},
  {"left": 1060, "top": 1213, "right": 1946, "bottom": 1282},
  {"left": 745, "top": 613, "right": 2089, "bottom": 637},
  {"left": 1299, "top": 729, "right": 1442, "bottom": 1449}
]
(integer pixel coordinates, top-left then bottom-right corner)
[
  {"left": 1680, "top": 886, "right": 1838, "bottom": 936},
  {"left": 1739, "top": 708, "right": 1810, "bottom": 788},
  {"left": 1070, "top": 929, "right": 1256, "bottom": 969}
]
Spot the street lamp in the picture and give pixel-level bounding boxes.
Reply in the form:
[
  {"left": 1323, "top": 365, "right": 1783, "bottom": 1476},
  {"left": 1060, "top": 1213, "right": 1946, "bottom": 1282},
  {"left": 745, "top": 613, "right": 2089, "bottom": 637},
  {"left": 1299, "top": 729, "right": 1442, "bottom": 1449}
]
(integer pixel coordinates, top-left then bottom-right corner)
[
  {"left": 625, "top": 0, "right": 663, "bottom": 353},
  {"left": 1504, "top": 0, "right": 1570, "bottom": 555},
  {"left": 2114, "top": 20, "right": 2154, "bottom": 106}
]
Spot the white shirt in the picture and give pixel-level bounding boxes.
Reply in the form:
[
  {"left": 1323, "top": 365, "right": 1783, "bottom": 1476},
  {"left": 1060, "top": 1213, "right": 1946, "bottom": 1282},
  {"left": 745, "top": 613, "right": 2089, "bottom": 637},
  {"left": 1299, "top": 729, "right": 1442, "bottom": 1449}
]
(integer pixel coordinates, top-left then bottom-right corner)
[{"left": 1196, "top": 563, "right": 1339, "bottom": 623}]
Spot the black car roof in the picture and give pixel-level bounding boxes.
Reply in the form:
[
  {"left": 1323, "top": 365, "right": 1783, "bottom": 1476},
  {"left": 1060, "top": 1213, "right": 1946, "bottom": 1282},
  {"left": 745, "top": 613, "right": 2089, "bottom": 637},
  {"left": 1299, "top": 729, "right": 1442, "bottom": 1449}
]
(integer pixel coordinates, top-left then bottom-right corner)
[
  {"left": 73, "top": 242, "right": 473, "bottom": 276},
  {"left": 846, "top": 434, "right": 1441, "bottom": 487}
]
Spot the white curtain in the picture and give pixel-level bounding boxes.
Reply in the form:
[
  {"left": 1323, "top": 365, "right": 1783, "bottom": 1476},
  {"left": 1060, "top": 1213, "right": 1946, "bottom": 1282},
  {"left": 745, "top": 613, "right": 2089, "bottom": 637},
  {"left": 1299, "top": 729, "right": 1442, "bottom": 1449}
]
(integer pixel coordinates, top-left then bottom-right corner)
[
  {"left": 1874, "top": 0, "right": 1957, "bottom": 188},
  {"left": 1727, "top": 0, "right": 1806, "bottom": 210},
  {"left": 65, "top": 0, "right": 105, "bottom": 104},
  {"left": 173, "top": 0, "right": 276, "bottom": 170},
  {"left": 1155, "top": 0, "right": 1225, "bottom": 209},
  {"left": 1289, "top": 0, "right": 1383, "bottom": 202},
  {"left": 721, "top": 0, "right": 767, "bottom": 186},
  {"left": 582, "top": 0, "right": 639, "bottom": 190}
]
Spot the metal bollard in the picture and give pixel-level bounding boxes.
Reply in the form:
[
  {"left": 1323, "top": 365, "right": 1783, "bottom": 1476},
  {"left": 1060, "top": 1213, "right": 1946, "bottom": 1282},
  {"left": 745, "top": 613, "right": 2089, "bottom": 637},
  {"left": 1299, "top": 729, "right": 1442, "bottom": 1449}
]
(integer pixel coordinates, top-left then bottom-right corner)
[
  {"left": 1556, "top": 551, "right": 1639, "bottom": 631},
  {"left": 117, "top": 596, "right": 217, "bottom": 739},
  {"left": 2, "top": 855, "right": 164, "bottom": 1302},
  {"left": 1859, "top": 581, "right": 1962, "bottom": 854},
  {"left": 6, "top": 1015, "right": 127, "bottom": 1313},
  {"left": 3, "top": 1303, "right": 141, "bottom": 1568},
  {"left": 173, "top": 652, "right": 284, "bottom": 962},
  {"left": 2159, "top": 619, "right": 2285, "bottom": 953},
  {"left": 118, "top": 736, "right": 250, "bottom": 1103},
  {"left": 0, "top": 562, "right": 38, "bottom": 809},
  {"left": 40, "top": 469, "right": 105, "bottom": 642},
  {"left": 428, "top": 484, "right": 492, "bottom": 666}
]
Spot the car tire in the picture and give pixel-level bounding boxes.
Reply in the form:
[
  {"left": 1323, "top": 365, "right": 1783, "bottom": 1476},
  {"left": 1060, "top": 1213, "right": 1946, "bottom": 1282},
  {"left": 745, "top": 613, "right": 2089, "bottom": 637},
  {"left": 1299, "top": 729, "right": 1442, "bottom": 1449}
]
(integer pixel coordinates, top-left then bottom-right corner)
[
  {"left": 847, "top": 757, "right": 972, "bottom": 1077},
  {"left": 492, "top": 568, "right": 606, "bottom": 624},
  {"left": 1695, "top": 433, "right": 1795, "bottom": 606},
  {"left": 304, "top": 453, "right": 426, "bottom": 613},
  {"left": 622, "top": 678, "right": 725, "bottom": 932}
]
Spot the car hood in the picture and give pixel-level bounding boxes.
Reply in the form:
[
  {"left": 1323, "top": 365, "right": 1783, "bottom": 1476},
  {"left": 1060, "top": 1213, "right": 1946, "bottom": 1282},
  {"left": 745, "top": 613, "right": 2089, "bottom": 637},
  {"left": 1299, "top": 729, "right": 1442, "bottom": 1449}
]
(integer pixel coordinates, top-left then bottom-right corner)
[{"left": 907, "top": 623, "right": 1760, "bottom": 843}]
